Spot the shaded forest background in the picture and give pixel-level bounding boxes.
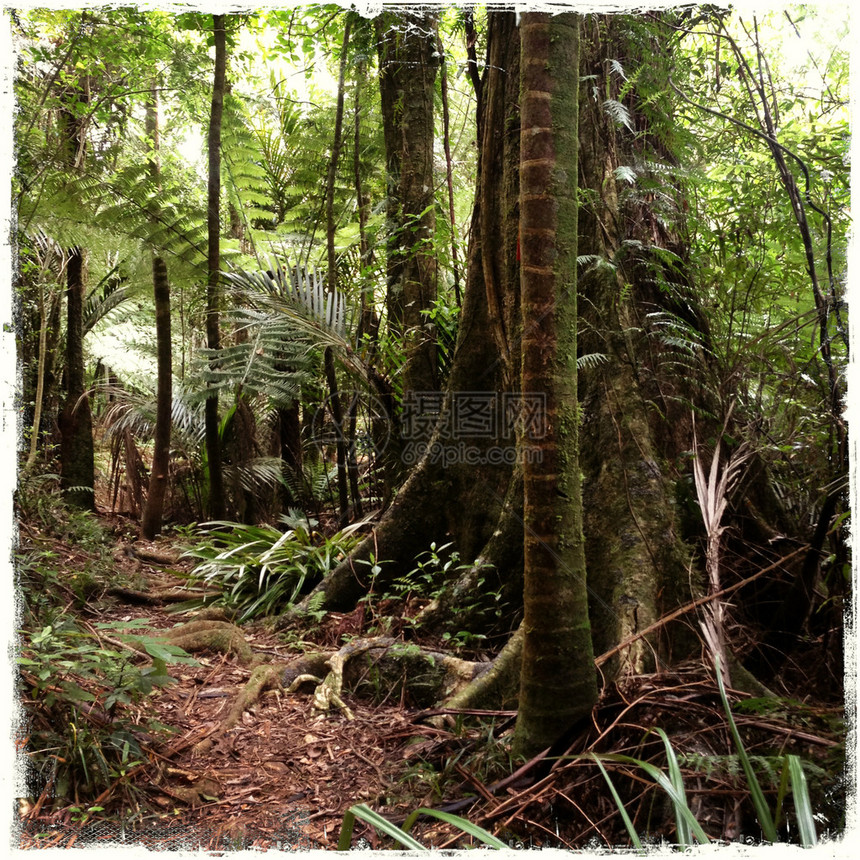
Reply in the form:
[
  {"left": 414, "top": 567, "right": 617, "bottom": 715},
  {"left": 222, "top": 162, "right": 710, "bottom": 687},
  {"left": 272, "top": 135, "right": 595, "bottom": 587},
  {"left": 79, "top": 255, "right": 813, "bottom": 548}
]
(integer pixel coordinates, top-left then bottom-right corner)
[{"left": 8, "top": 2, "right": 851, "bottom": 849}]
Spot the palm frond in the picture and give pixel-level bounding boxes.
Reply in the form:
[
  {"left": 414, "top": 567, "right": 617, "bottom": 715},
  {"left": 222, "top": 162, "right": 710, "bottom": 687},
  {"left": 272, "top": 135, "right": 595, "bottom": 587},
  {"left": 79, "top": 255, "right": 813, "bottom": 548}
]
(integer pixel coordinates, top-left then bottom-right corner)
[
  {"left": 101, "top": 384, "right": 206, "bottom": 451},
  {"left": 192, "top": 308, "right": 315, "bottom": 409},
  {"left": 224, "top": 456, "right": 286, "bottom": 496},
  {"left": 223, "top": 261, "right": 371, "bottom": 386},
  {"left": 83, "top": 263, "right": 133, "bottom": 335}
]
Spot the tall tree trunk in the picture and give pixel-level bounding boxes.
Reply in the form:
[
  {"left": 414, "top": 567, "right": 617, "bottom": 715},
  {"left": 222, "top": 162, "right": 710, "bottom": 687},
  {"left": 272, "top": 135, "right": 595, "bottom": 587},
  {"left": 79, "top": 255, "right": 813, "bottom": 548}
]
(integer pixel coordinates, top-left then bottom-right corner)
[
  {"left": 324, "top": 16, "right": 353, "bottom": 528},
  {"left": 141, "top": 255, "right": 172, "bottom": 538},
  {"left": 437, "top": 33, "right": 462, "bottom": 309},
  {"left": 25, "top": 275, "right": 50, "bottom": 471},
  {"left": 140, "top": 86, "right": 173, "bottom": 540},
  {"left": 375, "top": 13, "right": 404, "bottom": 328},
  {"left": 353, "top": 55, "right": 379, "bottom": 344},
  {"left": 576, "top": 15, "right": 697, "bottom": 675},
  {"left": 513, "top": 12, "right": 597, "bottom": 758},
  {"left": 59, "top": 246, "right": 95, "bottom": 509},
  {"left": 376, "top": 10, "right": 440, "bottom": 395},
  {"left": 58, "top": 69, "right": 94, "bottom": 509},
  {"left": 205, "top": 13, "right": 227, "bottom": 520}
]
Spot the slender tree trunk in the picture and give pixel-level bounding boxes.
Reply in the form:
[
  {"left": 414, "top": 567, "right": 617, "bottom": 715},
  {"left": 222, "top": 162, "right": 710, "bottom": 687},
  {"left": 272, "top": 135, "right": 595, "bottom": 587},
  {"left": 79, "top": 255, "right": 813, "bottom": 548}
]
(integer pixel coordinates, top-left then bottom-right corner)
[
  {"left": 40, "top": 293, "right": 63, "bottom": 438},
  {"left": 140, "top": 85, "right": 173, "bottom": 540},
  {"left": 352, "top": 56, "right": 379, "bottom": 344},
  {"left": 141, "top": 255, "right": 172, "bottom": 538},
  {"left": 512, "top": 12, "right": 597, "bottom": 758},
  {"left": 397, "top": 9, "right": 439, "bottom": 395},
  {"left": 324, "top": 16, "right": 353, "bottom": 528},
  {"left": 346, "top": 394, "right": 363, "bottom": 519},
  {"left": 438, "top": 33, "right": 462, "bottom": 309},
  {"left": 25, "top": 277, "right": 49, "bottom": 470},
  {"left": 59, "top": 246, "right": 95, "bottom": 509},
  {"left": 205, "top": 14, "right": 227, "bottom": 520},
  {"left": 58, "top": 71, "right": 94, "bottom": 509},
  {"left": 375, "top": 13, "right": 404, "bottom": 331}
]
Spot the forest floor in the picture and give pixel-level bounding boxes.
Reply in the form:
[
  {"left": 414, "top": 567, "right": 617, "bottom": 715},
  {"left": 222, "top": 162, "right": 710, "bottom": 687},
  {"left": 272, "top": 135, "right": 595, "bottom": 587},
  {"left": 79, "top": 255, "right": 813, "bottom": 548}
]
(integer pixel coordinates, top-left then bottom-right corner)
[
  {"left": 17, "top": 515, "right": 449, "bottom": 850},
  {"left": 15, "top": 507, "right": 848, "bottom": 851}
]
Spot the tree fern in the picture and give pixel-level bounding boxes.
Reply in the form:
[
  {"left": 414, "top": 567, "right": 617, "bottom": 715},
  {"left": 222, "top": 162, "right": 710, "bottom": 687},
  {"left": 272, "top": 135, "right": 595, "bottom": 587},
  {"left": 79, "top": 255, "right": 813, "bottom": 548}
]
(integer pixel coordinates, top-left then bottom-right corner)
[
  {"left": 222, "top": 91, "right": 276, "bottom": 231},
  {"left": 98, "top": 162, "right": 208, "bottom": 268}
]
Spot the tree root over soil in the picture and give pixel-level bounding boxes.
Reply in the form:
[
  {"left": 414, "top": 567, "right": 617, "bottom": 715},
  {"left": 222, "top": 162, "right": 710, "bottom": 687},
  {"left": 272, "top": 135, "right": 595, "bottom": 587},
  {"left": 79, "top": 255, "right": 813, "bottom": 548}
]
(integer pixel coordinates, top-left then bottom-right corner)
[
  {"left": 192, "top": 635, "right": 496, "bottom": 755},
  {"left": 107, "top": 586, "right": 219, "bottom": 606},
  {"left": 117, "top": 615, "right": 256, "bottom": 666},
  {"left": 163, "top": 619, "right": 255, "bottom": 666}
]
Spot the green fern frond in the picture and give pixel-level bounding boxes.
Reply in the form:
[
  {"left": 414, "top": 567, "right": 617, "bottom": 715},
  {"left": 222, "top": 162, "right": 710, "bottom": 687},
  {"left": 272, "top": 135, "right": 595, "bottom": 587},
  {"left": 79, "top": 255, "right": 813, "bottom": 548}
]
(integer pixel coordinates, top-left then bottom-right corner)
[
  {"left": 577, "top": 352, "right": 610, "bottom": 370},
  {"left": 604, "top": 98, "right": 635, "bottom": 132}
]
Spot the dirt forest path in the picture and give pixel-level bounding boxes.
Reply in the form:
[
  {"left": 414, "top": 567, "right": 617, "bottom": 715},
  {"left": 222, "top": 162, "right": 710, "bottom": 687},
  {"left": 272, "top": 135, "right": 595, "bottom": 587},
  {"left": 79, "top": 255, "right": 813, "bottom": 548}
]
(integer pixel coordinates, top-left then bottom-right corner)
[
  {"left": 16, "top": 512, "right": 846, "bottom": 851},
  {"left": 17, "top": 521, "right": 462, "bottom": 851}
]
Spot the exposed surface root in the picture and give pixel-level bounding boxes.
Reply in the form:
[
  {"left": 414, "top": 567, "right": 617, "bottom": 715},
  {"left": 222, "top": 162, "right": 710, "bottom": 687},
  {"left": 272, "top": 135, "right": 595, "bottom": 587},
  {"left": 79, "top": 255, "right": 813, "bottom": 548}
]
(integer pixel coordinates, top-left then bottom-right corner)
[
  {"left": 163, "top": 621, "right": 255, "bottom": 666},
  {"left": 108, "top": 586, "right": 218, "bottom": 606},
  {"left": 440, "top": 624, "right": 522, "bottom": 714},
  {"left": 193, "top": 664, "right": 285, "bottom": 755},
  {"left": 194, "top": 636, "right": 492, "bottom": 755},
  {"left": 119, "top": 618, "right": 257, "bottom": 666}
]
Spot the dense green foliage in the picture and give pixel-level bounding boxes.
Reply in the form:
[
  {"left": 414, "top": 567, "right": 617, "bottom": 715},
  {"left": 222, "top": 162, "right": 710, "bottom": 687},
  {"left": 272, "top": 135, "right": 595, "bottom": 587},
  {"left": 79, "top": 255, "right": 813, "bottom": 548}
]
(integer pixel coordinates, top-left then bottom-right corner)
[
  {"left": 180, "top": 512, "right": 360, "bottom": 621},
  {"left": 16, "top": 490, "right": 195, "bottom": 804},
  {"left": 12, "top": 3, "right": 848, "bottom": 847}
]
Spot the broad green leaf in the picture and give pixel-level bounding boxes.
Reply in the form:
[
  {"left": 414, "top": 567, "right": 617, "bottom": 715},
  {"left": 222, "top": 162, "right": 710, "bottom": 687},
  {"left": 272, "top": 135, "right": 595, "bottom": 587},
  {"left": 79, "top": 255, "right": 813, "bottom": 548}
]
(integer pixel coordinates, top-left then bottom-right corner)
[{"left": 339, "top": 804, "right": 426, "bottom": 851}]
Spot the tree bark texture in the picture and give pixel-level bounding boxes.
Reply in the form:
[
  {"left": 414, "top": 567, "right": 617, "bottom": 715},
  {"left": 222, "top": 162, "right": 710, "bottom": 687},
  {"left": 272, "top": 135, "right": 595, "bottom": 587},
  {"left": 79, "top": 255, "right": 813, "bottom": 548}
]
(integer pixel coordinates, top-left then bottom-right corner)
[
  {"left": 375, "top": 11, "right": 403, "bottom": 317},
  {"left": 513, "top": 12, "right": 598, "bottom": 758},
  {"left": 59, "top": 247, "right": 95, "bottom": 509},
  {"left": 376, "top": 10, "right": 440, "bottom": 395},
  {"left": 437, "top": 33, "right": 462, "bottom": 308},
  {"left": 57, "top": 66, "right": 94, "bottom": 508},
  {"left": 576, "top": 15, "right": 697, "bottom": 675},
  {"left": 141, "top": 255, "right": 172, "bottom": 538},
  {"left": 478, "top": 12, "right": 521, "bottom": 393},
  {"left": 325, "top": 17, "right": 353, "bottom": 528},
  {"left": 205, "top": 13, "right": 227, "bottom": 520},
  {"left": 141, "top": 87, "right": 173, "bottom": 540}
]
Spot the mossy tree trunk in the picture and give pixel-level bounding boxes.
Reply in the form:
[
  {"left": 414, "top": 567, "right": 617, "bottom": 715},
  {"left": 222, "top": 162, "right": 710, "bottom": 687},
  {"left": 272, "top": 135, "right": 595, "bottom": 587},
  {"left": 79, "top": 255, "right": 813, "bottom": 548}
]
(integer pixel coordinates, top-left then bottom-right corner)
[
  {"left": 376, "top": 9, "right": 440, "bottom": 396},
  {"left": 512, "top": 12, "right": 598, "bottom": 759},
  {"left": 576, "top": 15, "right": 699, "bottom": 675}
]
